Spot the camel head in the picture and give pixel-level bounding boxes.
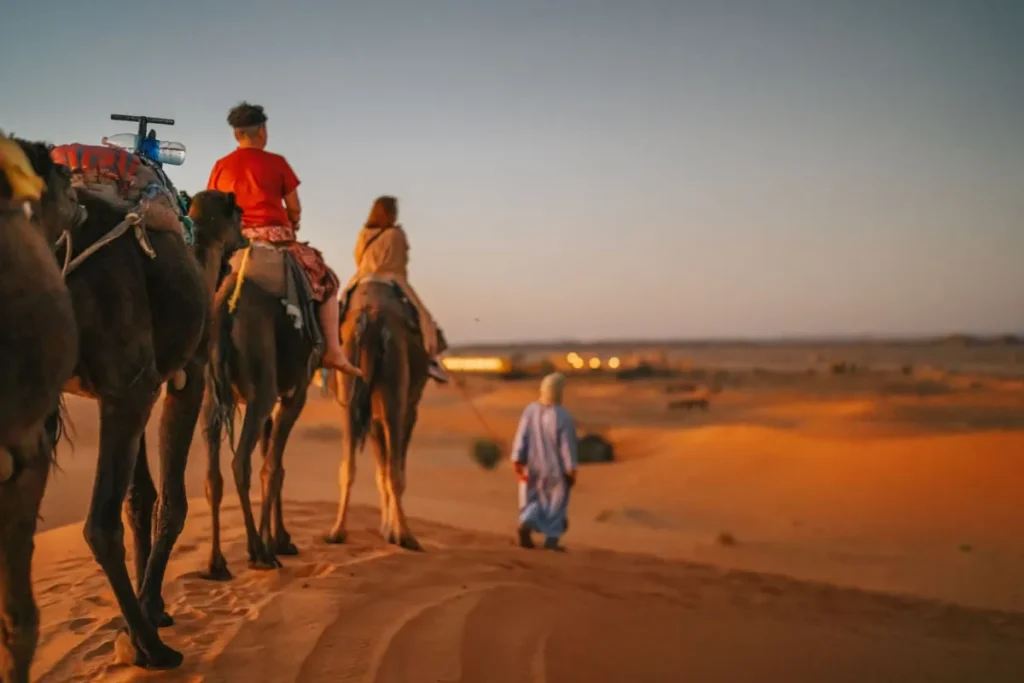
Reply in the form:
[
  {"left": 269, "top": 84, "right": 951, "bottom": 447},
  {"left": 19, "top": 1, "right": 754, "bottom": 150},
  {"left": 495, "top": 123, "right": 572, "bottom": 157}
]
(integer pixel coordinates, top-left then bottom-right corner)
[
  {"left": 188, "top": 190, "right": 247, "bottom": 255},
  {"left": 0, "top": 138, "right": 81, "bottom": 244}
]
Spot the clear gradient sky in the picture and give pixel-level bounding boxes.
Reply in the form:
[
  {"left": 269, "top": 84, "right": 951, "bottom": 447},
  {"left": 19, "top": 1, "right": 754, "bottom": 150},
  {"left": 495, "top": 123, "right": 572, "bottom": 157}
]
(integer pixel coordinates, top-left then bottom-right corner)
[{"left": 2, "top": 0, "right": 1021, "bottom": 342}]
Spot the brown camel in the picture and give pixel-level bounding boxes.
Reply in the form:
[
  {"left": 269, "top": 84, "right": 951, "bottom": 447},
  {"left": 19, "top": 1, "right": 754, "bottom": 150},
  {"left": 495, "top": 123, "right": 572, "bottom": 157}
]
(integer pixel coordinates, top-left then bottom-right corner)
[
  {"left": 0, "top": 137, "right": 79, "bottom": 683},
  {"left": 120, "top": 190, "right": 245, "bottom": 631},
  {"left": 325, "top": 280, "right": 430, "bottom": 550},
  {"left": 202, "top": 244, "right": 328, "bottom": 578},
  {"left": 48, "top": 145, "right": 243, "bottom": 669}
]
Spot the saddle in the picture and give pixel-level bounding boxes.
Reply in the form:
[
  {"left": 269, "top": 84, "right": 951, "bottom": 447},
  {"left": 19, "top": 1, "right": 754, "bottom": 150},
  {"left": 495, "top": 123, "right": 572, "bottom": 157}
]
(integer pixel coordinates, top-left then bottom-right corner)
[
  {"left": 227, "top": 242, "right": 324, "bottom": 372},
  {"left": 50, "top": 144, "right": 188, "bottom": 239},
  {"left": 338, "top": 278, "right": 420, "bottom": 333}
]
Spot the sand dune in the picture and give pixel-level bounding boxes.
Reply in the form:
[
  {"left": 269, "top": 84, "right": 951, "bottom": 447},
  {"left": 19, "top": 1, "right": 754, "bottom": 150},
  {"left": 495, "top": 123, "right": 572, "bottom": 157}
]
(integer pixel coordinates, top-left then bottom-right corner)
[
  {"left": 26, "top": 371, "right": 1024, "bottom": 681},
  {"left": 29, "top": 502, "right": 1024, "bottom": 683}
]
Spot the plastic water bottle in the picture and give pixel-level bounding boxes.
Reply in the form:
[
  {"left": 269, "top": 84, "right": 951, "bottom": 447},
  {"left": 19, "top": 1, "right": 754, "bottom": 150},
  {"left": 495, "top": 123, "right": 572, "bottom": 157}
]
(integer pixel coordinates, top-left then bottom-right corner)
[
  {"left": 144, "top": 139, "right": 186, "bottom": 166},
  {"left": 101, "top": 134, "right": 187, "bottom": 166},
  {"left": 101, "top": 133, "right": 140, "bottom": 151}
]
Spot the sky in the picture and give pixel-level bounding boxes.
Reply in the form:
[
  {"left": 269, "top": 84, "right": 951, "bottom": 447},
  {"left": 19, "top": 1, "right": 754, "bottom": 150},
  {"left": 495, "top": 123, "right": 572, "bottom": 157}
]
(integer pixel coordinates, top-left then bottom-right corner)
[{"left": 2, "top": 0, "right": 1022, "bottom": 342}]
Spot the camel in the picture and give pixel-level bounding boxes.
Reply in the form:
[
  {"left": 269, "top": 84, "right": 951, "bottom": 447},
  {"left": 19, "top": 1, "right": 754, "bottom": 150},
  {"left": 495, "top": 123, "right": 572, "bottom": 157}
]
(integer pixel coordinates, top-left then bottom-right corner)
[
  {"left": 202, "top": 241, "right": 328, "bottom": 578},
  {"left": 0, "top": 137, "right": 79, "bottom": 683},
  {"left": 45, "top": 142, "right": 243, "bottom": 669},
  {"left": 121, "top": 190, "right": 245, "bottom": 629},
  {"left": 325, "top": 280, "right": 430, "bottom": 550}
]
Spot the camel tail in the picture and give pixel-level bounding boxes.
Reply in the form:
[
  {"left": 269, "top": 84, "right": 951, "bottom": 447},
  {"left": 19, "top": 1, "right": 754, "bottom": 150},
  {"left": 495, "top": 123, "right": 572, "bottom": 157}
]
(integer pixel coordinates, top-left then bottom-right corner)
[
  {"left": 44, "top": 396, "right": 72, "bottom": 472},
  {"left": 208, "top": 285, "right": 239, "bottom": 454},
  {"left": 349, "top": 307, "right": 385, "bottom": 452}
]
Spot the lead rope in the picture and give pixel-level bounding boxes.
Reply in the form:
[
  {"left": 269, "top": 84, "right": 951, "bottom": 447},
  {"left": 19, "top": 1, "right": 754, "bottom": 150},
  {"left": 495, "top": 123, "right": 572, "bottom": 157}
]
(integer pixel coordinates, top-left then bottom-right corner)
[
  {"left": 453, "top": 377, "right": 504, "bottom": 445},
  {"left": 54, "top": 211, "right": 143, "bottom": 277},
  {"left": 227, "top": 244, "right": 252, "bottom": 313}
]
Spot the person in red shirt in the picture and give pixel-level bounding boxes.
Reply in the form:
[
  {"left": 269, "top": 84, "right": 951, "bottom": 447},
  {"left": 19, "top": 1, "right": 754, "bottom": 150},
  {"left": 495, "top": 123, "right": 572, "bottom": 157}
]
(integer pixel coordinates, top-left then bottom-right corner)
[{"left": 208, "top": 102, "right": 360, "bottom": 377}]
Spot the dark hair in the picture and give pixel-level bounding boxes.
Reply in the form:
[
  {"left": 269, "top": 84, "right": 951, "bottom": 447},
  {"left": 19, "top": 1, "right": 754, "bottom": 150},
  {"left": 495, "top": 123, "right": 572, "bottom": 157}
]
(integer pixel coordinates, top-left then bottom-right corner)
[
  {"left": 227, "top": 102, "right": 268, "bottom": 129},
  {"left": 365, "top": 195, "right": 398, "bottom": 229}
]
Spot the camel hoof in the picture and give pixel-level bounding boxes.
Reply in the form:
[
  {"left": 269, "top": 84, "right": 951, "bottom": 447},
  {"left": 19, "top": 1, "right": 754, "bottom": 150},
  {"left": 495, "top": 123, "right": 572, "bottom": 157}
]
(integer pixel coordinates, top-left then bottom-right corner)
[
  {"left": 248, "top": 548, "right": 282, "bottom": 571},
  {"left": 276, "top": 540, "right": 300, "bottom": 556},
  {"left": 324, "top": 531, "right": 347, "bottom": 545},
  {"left": 249, "top": 558, "right": 282, "bottom": 571},
  {"left": 199, "top": 560, "right": 233, "bottom": 582},
  {"left": 115, "top": 629, "right": 184, "bottom": 669},
  {"left": 142, "top": 601, "right": 175, "bottom": 628},
  {"left": 399, "top": 536, "right": 424, "bottom": 552}
]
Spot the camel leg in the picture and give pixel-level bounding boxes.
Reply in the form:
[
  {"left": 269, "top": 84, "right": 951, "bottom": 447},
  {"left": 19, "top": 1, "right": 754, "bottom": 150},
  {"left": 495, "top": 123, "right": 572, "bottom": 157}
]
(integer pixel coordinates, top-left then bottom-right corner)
[
  {"left": 201, "top": 388, "right": 231, "bottom": 581},
  {"left": 258, "top": 417, "right": 272, "bottom": 469},
  {"left": 325, "top": 411, "right": 360, "bottom": 545},
  {"left": 255, "top": 417, "right": 271, "bottom": 545},
  {"left": 401, "top": 401, "right": 421, "bottom": 487},
  {"left": 380, "top": 400, "right": 420, "bottom": 551},
  {"left": 265, "top": 391, "right": 305, "bottom": 556},
  {"left": 123, "top": 434, "right": 156, "bottom": 603},
  {"left": 0, "top": 434, "right": 50, "bottom": 683},
  {"left": 369, "top": 423, "right": 393, "bottom": 541},
  {"left": 138, "top": 369, "right": 204, "bottom": 627},
  {"left": 85, "top": 389, "right": 182, "bottom": 669},
  {"left": 234, "top": 395, "right": 280, "bottom": 571}
]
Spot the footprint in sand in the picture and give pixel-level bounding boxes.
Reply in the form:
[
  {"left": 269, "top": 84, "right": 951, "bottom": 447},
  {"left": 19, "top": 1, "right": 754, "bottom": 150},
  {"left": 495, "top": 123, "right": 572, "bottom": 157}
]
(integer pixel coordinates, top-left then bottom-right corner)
[
  {"left": 54, "top": 557, "right": 87, "bottom": 571},
  {"left": 82, "top": 594, "right": 112, "bottom": 608},
  {"left": 82, "top": 639, "right": 114, "bottom": 662},
  {"left": 65, "top": 617, "right": 96, "bottom": 632},
  {"left": 39, "top": 581, "right": 72, "bottom": 594}
]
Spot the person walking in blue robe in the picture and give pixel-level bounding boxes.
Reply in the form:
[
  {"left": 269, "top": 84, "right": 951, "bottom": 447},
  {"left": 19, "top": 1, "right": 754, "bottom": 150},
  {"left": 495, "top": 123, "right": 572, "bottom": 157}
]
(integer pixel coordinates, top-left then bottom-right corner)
[{"left": 511, "top": 373, "right": 578, "bottom": 550}]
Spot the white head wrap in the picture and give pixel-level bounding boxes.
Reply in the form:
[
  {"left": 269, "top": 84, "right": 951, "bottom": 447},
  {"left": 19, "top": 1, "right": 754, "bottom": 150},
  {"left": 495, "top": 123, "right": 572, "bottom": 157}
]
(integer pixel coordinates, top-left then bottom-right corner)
[{"left": 539, "top": 372, "right": 566, "bottom": 406}]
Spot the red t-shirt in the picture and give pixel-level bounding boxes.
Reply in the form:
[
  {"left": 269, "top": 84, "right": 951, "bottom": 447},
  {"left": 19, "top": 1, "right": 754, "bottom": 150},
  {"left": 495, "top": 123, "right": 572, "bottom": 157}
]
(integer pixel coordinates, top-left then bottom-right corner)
[{"left": 207, "top": 147, "right": 300, "bottom": 228}]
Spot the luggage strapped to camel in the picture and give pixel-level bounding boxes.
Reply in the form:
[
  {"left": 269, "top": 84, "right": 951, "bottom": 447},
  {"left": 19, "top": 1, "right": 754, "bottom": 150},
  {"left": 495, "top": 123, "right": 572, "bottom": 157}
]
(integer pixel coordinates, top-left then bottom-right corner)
[{"left": 48, "top": 115, "right": 195, "bottom": 277}]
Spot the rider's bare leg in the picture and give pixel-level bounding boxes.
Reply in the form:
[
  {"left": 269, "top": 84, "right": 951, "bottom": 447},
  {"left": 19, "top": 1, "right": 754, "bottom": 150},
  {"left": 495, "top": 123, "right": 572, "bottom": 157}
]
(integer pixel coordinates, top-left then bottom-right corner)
[{"left": 320, "top": 297, "right": 361, "bottom": 378}]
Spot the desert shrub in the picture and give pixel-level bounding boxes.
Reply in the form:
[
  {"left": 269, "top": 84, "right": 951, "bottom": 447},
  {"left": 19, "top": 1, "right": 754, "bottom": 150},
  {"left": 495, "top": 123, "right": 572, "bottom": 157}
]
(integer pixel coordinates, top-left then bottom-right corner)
[
  {"left": 470, "top": 438, "right": 503, "bottom": 470},
  {"left": 577, "top": 433, "right": 615, "bottom": 464},
  {"left": 616, "top": 362, "right": 672, "bottom": 380},
  {"left": 830, "top": 360, "right": 858, "bottom": 375}
]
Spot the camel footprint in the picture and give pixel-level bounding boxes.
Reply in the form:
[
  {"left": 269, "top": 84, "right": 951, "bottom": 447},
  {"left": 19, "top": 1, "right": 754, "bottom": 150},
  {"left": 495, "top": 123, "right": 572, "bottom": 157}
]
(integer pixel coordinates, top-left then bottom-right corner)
[{"left": 65, "top": 617, "right": 96, "bottom": 633}]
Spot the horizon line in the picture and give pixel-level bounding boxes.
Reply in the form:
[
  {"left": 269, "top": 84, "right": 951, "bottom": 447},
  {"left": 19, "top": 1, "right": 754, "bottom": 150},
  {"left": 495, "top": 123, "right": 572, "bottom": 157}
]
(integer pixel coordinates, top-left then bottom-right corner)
[{"left": 448, "top": 331, "right": 1024, "bottom": 350}]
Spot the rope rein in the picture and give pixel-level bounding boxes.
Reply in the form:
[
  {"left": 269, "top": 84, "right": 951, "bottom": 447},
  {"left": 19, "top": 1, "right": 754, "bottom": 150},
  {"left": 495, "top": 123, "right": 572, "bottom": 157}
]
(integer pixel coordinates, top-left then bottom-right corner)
[
  {"left": 54, "top": 211, "right": 143, "bottom": 277},
  {"left": 227, "top": 244, "right": 252, "bottom": 313}
]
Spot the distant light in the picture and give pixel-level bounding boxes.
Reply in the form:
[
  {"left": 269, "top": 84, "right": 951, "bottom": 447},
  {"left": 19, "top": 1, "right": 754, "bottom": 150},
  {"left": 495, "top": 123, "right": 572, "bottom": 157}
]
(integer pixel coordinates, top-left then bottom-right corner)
[
  {"left": 589, "top": 357, "right": 601, "bottom": 369},
  {"left": 569, "top": 357, "right": 584, "bottom": 370},
  {"left": 608, "top": 356, "right": 621, "bottom": 369},
  {"left": 441, "top": 356, "right": 507, "bottom": 372}
]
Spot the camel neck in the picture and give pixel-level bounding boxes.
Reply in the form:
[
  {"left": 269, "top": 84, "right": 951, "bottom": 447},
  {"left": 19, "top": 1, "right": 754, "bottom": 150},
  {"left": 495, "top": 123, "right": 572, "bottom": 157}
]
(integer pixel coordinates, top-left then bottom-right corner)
[{"left": 193, "top": 242, "right": 225, "bottom": 298}]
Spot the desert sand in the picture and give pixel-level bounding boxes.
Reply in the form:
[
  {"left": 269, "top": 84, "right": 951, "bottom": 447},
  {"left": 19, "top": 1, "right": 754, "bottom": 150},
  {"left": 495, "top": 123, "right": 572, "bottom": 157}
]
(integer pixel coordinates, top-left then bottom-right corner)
[{"left": 27, "top": 352, "right": 1024, "bottom": 682}]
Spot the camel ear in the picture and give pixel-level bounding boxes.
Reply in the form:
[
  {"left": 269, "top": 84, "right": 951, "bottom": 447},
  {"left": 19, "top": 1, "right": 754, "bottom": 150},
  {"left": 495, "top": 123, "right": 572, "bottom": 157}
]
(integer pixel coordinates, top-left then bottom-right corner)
[{"left": 225, "top": 192, "right": 236, "bottom": 211}]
